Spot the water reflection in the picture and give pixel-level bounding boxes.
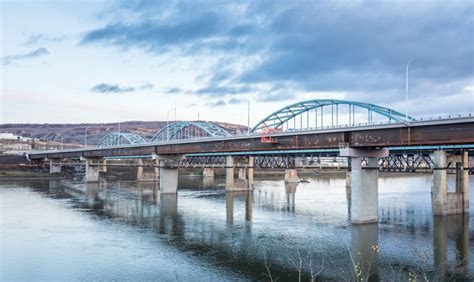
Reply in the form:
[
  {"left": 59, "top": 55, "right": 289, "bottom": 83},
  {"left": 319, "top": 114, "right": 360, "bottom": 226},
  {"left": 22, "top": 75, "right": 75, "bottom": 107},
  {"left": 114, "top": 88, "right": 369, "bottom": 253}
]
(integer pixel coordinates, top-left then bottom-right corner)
[
  {"left": 226, "top": 191, "right": 253, "bottom": 223},
  {"left": 433, "top": 214, "right": 470, "bottom": 278},
  {"left": 1, "top": 175, "right": 473, "bottom": 280},
  {"left": 351, "top": 223, "right": 379, "bottom": 281},
  {"left": 285, "top": 182, "right": 298, "bottom": 212}
]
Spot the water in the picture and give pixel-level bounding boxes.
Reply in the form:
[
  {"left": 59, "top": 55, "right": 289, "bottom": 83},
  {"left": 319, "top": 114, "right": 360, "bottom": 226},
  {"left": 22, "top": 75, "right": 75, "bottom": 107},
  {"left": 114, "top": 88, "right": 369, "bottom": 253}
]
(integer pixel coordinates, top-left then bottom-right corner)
[{"left": 1, "top": 174, "right": 473, "bottom": 281}]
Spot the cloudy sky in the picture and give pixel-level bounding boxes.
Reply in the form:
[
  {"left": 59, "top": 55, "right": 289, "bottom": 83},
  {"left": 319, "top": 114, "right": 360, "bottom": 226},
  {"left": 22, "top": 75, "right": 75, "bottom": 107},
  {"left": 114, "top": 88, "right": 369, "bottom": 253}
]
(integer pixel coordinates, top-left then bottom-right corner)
[{"left": 1, "top": 0, "right": 473, "bottom": 125}]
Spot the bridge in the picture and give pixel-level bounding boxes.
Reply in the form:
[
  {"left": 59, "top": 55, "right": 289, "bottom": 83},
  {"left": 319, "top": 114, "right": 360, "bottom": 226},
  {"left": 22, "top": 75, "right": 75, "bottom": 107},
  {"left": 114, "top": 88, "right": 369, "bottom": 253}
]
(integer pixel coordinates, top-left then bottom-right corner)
[{"left": 28, "top": 99, "right": 473, "bottom": 224}]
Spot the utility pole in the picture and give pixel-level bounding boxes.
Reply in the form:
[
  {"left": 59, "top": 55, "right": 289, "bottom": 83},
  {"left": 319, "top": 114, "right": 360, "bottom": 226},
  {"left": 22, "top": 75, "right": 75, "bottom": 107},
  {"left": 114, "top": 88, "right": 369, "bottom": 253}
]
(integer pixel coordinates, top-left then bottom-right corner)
[
  {"left": 117, "top": 122, "right": 121, "bottom": 145},
  {"left": 247, "top": 95, "right": 251, "bottom": 135},
  {"left": 406, "top": 59, "right": 415, "bottom": 123},
  {"left": 84, "top": 127, "right": 88, "bottom": 147},
  {"left": 167, "top": 108, "right": 176, "bottom": 142}
]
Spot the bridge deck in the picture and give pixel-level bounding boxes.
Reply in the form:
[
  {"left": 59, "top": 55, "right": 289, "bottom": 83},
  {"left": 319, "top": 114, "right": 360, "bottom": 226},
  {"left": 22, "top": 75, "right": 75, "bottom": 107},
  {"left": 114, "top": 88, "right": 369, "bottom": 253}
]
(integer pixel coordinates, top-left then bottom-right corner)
[{"left": 29, "top": 117, "right": 474, "bottom": 160}]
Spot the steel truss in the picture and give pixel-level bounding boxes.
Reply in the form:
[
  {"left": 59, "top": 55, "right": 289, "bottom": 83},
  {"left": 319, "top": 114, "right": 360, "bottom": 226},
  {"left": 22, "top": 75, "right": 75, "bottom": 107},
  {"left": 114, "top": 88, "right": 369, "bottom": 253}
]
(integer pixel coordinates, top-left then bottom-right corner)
[
  {"left": 97, "top": 132, "right": 147, "bottom": 147},
  {"left": 150, "top": 121, "right": 231, "bottom": 143},
  {"left": 251, "top": 99, "right": 414, "bottom": 133},
  {"left": 181, "top": 150, "right": 469, "bottom": 171}
]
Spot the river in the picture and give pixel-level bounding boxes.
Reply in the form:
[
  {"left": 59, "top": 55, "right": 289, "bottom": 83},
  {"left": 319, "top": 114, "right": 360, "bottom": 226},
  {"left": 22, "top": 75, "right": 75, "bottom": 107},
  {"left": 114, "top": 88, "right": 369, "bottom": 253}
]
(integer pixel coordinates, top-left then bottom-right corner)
[{"left": 1, "top": 174, "right": 473, "bottom": 281}]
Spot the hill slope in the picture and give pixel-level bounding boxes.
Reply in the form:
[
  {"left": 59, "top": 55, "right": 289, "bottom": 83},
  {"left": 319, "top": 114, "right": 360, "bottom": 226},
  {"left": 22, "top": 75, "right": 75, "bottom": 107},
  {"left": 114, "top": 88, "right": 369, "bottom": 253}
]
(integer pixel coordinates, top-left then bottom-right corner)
[{"left": 0, "top": 121, "right": 248, "bottom": 145}]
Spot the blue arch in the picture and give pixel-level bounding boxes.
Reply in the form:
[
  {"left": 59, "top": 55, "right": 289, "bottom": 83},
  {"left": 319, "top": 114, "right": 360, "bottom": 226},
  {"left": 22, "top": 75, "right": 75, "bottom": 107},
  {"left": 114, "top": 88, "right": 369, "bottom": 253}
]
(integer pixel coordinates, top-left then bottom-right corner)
[
  {"left": 251, "top": 99, "right": 413, "bottom": 133},
  {"left": 97, "top": 132, "right": 147, "bottom": 147},
  {"left": 150, "top": 121, "right": 231, "bottom": 143}
]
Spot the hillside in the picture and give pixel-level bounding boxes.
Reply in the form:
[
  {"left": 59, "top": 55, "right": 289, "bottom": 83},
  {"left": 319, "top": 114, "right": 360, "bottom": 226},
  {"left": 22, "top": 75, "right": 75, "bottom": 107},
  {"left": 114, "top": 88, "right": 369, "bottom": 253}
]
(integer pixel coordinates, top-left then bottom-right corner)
[{"left": 0, "top": 121, "right": 248, "bottom": 146}]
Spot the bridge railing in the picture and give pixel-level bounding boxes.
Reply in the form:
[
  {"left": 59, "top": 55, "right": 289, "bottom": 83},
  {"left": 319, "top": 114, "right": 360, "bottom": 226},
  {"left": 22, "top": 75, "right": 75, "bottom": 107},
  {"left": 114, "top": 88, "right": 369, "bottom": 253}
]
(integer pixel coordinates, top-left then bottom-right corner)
[{"left": 250, "top": 112, "right": 474, "bottom": 135}]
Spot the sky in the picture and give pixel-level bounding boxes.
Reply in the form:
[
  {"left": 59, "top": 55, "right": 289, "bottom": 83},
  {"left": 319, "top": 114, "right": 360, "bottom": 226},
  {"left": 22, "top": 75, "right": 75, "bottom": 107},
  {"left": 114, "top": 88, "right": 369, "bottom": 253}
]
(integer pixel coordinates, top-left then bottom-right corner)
[{"left": 1, "top": 0, "right": 473, "bottom": 126}]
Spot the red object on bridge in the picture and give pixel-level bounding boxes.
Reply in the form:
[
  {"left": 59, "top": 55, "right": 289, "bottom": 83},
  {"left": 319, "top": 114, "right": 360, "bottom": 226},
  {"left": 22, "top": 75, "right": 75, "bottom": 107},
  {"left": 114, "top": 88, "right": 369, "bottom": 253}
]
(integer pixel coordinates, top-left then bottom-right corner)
[{"left": 261, "top": 127, "right": 279, "bottom": 143}]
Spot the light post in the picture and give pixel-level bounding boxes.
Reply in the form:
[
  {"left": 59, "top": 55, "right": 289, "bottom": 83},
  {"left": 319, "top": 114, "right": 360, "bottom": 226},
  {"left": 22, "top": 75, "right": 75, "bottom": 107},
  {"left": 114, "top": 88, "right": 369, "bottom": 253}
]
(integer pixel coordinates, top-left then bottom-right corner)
[
  {"left": 117, "top": 122, "right": 121, "bottom": 145},
  {"left": 167, "top": 108, "right": 176, "bottom": 142},
  {"left": 405, "top": 59, "right": 415, "bottom": 123},
  {"left": 247, "top": 94, "right": 251, "bottom": 135},
  {"left": 84, "top": 127, "right": 88, "bottom": 147}
]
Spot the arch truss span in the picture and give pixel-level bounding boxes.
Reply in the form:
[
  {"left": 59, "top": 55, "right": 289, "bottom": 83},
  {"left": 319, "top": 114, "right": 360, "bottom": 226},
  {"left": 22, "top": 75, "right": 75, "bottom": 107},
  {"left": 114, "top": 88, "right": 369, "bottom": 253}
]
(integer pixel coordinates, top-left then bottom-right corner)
[
  {"left": 97, "top": 132, "right": 147, "bottom": 147},
  {"left": 250, "top": 99, "right": 414, "bottom": 133},
  {"left": 150, "top": 121, "right": 232, "bottom": 143}
]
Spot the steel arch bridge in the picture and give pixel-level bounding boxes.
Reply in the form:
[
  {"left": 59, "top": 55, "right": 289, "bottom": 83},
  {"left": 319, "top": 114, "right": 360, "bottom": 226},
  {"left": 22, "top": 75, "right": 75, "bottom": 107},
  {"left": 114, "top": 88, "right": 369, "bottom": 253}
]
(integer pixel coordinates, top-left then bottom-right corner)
[
  {"left": 97, "top": 132, "right": 148, "bottom": 147},
  {"left": 251, "top": 99, "right": 413, "bottom": 133},
  {"left": 150, "top": 121, "right": 232, "bottom": 143}
]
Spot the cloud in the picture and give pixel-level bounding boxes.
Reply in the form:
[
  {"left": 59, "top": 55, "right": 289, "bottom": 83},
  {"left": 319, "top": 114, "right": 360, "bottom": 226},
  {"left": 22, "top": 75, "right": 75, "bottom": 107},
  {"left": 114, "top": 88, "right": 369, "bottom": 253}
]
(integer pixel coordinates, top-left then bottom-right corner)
[
  {"left": 195, "top": 84, "right": 253, "bottom": 97},
  {"left": 206, "top": 97, "right": 247, "bottom": 107},
  {"left": 2, "top": 47, "right": 50, "bottom": 65},
  {"left": 208, "top": 100, "right": 226, "bottom": 107},
  {"left": 81, "top": 1, "right": 474, "bottom": 114},
  {"left": 90, "top": 82, "right": 154, "bottom": 93},
  {"left": 23, "top": 33, "right": 66, "bottom": 46}
]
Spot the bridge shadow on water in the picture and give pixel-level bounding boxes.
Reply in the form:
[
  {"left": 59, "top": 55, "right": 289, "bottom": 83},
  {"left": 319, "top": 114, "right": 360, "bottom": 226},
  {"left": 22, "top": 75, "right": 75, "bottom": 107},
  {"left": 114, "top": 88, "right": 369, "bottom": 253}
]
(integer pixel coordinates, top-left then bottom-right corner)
[{"left": 1, "top": 176, "right": 472, "bottom": 281}]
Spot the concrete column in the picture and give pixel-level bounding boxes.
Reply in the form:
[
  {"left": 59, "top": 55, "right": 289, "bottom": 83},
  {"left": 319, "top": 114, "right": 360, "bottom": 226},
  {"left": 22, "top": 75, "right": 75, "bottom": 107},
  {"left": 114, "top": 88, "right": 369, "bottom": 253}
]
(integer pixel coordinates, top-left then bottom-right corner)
[
  {"left": 154, "top": 159, "right": 160, "bottom": 180},
  {"left": 351, "top": 223, "right": 379, "bottom": 281},
  {"left": 247, "top": 156, "right": 254, "bottom": 186},
  {"left": 284, "top": 169, "right": 300, "bottom": 183},
  {"left": 432, "top": 151, "right": 448, "bottom": 215},
  {"left": 100, "top": 159, "right": 107, "bottom": 173},
  {"left": 49, "top": 160, "right": 61, "bottom": 174},
  {"left": 461, "top": 151, "right": 469, "bottom": 213},
  {"left": 203, "top": 167, "right": 215, "bottom": 187},
  {"left": 351, "top": 157, "right": 378, "bottom": 224},
  {"left": 238, "top": 167, "right": 247, "bottom": 180},
  {"left": 345, "top": 170, "right": 352, "bottom": 187},
  {"left": 432, "top": 151, "right": 469, "bottom": 215},
  {"left": 226, "top": 156, "right": 252, "bottom": 191},
  {"left": 137, "top": 159, "right": 144, "bottom": 181},
  {"left": 203, "top": 167, "right": 215, "bottom": 178},
  {"left": 159, "top": 155, "right": 182, "bottom": 194},
  {"left": 85, "top": 159, "right": 100, "bottom": 183},
  {"left": 225, "top": 156, "right": 235, "bottom": 189}
]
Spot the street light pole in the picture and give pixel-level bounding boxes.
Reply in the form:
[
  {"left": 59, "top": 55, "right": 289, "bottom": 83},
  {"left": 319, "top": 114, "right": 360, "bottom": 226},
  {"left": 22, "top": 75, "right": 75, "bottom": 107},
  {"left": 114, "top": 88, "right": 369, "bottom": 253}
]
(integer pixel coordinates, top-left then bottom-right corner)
[
  {"left": 84, "top": 127, "right": 88, "bottom": 147},
  {"left": 167, "top": 108, "right": 176, "bottom": 142},
  {"left": 405, "top": 59, "right": 415, "bottom": 123},
  {"left": 117, "top": 122, "right": 121, "bottom": 145},
  {"left": 247, "top": 94, "right": 251, "bottom": 135}
]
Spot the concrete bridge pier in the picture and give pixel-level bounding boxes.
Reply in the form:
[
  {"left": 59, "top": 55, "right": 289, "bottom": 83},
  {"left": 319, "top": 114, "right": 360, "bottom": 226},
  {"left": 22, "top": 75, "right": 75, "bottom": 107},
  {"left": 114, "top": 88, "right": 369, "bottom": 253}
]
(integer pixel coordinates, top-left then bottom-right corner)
[
  {"left": 84, "top": 158, "right": 101, "bottom": 183},
  {"left": 203, "top": 167, "right": 215, "bottom": 178},
  {"left": 284, "top": 169, "right": 300, "bottom": 183},
  {"left": 203, "top": 167, "right": 215, "bottom": 187},
  {"left": 154, "top": 159, "right": 160, "bottom": 180},
  {"left": 100, "top": 159, "right": 107, "bottom": 173},
  {"left": 137, "top": 159, "right": 155, "bottom": 182},
  {"left": 159, "top": 155, "right": 182, "bottom": 194},
  {"left": 49, "top": 159, "right": 62, "bottom": 174},
  {"left": 432, "top": 150, "right": 469, "bottom": 215},
  {"left": 284, "top": 157, "right": 303, "bottom": 183},
  {"left": 225, "top": 156, "right": 253, "bottom": 191},
  {"left": 340, "top": 148, "right": 388, "bottom": 224}
]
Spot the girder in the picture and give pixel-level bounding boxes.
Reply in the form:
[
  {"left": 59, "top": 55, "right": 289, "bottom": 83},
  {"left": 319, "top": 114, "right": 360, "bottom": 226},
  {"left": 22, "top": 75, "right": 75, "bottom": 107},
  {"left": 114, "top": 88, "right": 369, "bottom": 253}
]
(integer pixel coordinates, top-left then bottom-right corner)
[
  {"left": 97, "top": 132, "right": 147, "bottom": 147},
  {"left": 251, "top": 99, "right": 413, "bottom": 133},
  {"left": 150, "top": 121, "right": 231, "bottom": 143}
]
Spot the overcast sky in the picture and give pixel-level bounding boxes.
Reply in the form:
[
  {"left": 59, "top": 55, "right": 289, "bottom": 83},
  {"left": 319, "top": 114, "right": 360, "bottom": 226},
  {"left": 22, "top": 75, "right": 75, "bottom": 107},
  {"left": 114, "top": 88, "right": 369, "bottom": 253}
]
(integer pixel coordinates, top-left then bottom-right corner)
[{"left": 1, "top": 0, "right": 473, "bottom": 125}]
